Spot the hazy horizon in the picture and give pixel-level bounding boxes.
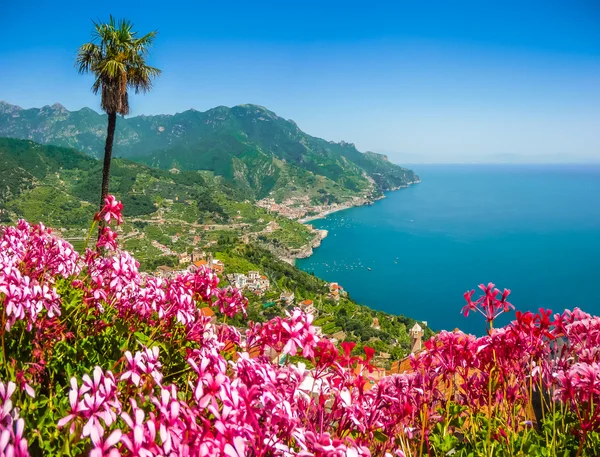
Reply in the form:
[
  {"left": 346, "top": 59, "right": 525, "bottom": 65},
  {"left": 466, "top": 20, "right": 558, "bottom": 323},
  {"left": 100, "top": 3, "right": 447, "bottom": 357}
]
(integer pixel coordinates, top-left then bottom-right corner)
[{"left": 1, "top": 1, "right": 599, "bottom": 164}]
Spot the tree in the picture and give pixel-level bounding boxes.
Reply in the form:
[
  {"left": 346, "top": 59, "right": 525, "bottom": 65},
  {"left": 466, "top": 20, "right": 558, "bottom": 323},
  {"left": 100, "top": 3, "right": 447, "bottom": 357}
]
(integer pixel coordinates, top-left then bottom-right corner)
[{"left": 76, "top": 16, "right": 160, "bottom": 230}]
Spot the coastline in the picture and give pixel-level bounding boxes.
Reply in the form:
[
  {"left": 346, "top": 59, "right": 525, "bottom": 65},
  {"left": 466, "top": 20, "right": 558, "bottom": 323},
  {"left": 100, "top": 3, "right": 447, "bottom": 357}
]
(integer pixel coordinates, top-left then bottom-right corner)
[
  {"left": 299, "top": 179, "right": 421, "bottom": 224},
  {"left": 289, "top": 179, "right": 421, "bottom": 263},
  {"left": 299, "top": 204, "right": 359, "bottom": 224}
]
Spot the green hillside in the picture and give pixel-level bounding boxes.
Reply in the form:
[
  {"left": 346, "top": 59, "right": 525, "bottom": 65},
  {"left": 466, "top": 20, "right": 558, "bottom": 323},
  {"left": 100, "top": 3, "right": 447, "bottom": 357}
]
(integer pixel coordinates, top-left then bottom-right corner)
[
  {"left": 0, "top": 101, "right": 419, "bottom": 202},
  {"left": 0, "top": 138, "right": 316, "bottom": 266}
]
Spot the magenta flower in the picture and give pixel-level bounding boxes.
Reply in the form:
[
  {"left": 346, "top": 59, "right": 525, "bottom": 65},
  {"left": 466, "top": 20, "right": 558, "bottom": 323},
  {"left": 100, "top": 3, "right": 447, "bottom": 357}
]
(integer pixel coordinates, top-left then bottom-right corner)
[
  {"left": 120, "top": 346, "right": 163, "bottom": 387},
  {"left": 58, "top": 367, "right": 121, "bottom": 441},
  {"left": 120, "top": 400, "right": 158, "bottom": 457},
  {"left": 462, "top": 282, "right": 514, "bottom": 324},
  {"left": 89, "top": 429, "right": 122, "bottom": 457},
  {"left": 96, "top": 195, "right": 124, "bottom": 225},
  {"left": 0, "top": 381, "right": 29, "bottom": 457},
  {"left": 224, "top": 436, "right": 246, "bottom": 457},
  {"left": 96, "top": 227, "right": 119, "bottom": 251}
]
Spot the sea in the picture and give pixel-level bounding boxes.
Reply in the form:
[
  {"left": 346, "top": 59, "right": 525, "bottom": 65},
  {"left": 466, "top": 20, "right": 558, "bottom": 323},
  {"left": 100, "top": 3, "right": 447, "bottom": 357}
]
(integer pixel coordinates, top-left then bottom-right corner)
[{"left": 296, "top": 164, "right": 600, "bottom": 336}]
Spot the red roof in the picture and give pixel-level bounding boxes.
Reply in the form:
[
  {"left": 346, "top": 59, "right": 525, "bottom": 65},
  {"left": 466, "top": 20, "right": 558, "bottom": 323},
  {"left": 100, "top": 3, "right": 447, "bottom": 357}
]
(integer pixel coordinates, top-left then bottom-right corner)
[{"left": 198, "top": 307, "right": 215, "bottom": 317}]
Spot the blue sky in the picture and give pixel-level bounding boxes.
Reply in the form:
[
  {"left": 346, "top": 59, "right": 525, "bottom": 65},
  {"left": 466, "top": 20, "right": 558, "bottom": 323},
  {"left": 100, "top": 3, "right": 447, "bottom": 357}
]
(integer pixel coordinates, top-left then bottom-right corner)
[{"left": 1, "top": 0, "right": 599, "bottom": 162}]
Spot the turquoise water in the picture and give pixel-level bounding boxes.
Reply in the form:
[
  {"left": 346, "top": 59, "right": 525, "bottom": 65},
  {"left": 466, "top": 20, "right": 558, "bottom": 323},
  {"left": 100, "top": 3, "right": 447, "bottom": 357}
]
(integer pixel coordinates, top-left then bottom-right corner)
[{"left": 297, "top": 165, "right": 600, "bottom": 335}]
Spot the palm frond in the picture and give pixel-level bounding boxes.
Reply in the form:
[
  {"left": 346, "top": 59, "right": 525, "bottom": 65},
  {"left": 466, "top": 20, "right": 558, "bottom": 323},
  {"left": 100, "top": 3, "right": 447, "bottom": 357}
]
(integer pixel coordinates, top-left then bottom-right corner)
[
  {"left": 76, "top": 17, "right": 160, "bottom": 114},
  {"left": 100, "top": 60, "right": 126, "bottom": 79},
  {"left": 132, "top": 31, "right": 158, "bottom": 55},
  {"left": 75, "top": 42, "right": 101, "bottom": 74}
]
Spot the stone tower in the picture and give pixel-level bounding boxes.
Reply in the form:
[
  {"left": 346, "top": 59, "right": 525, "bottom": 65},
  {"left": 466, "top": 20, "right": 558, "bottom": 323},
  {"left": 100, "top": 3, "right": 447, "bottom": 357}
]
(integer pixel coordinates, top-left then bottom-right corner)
[{"left": 410, "top": 323, "right": 424, "bottom": 353}]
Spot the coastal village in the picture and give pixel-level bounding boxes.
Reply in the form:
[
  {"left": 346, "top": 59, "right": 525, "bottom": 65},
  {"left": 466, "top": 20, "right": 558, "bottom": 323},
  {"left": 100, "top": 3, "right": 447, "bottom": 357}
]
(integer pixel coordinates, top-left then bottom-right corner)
[
  {"left": 256, "top": 194, "right": 375, "bottom": 222},
  {"left": 153, "top": 247, "right": 427, "bottom": 378}
]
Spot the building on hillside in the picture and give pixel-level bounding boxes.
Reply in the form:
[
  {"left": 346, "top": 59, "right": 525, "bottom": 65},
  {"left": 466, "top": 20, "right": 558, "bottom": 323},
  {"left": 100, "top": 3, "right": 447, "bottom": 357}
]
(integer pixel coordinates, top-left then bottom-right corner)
[
  {"left": 155, "top": 265, "right": 174, "bottom": 278},
  {"left": 191, "top": 249, "right": 205, "bottom": 262},
  {"left": 371, "top": 318, "right": 381, "bottom": 330},
  {"left": 265, "top": 221, "right": 280, "bottom": 233},
  {"left": 410, "top": 323, "right": 424, "bottom": 353},
  {"left": 279, "top": 291, "right": 295, "bottom": 304},
  {"left": 178, "top": 252, "right": 191, "bottom": 265},
  {"left": 190, "top": 260, "right": 208, "bottom": 272},
  {"left": 212, "top": 259, "right": 224, "bottom": 274},
  {"left": 258, "top": 275, "right": 270, "bottom": 289},
  {"left": 246, "top": 272, "right": 269, "bottom": 296},
  {"left": 299, "top": 299, "right": 315, "bottom": 315},
  {"left": 327, "top": 282, "right": 346, "bottom": 302},
  {"left": 231, "top": 273, "right": 247, "bottom": 290}
]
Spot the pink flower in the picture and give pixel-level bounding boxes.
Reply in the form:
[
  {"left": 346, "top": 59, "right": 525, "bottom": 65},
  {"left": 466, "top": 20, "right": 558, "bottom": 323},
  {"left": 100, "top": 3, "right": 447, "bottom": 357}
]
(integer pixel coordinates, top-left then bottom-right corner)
[
  {"left": 120, "top": 347, "right": 163, "bottom": 387},
  {"left": 0, "top": 381, "right": 29, "bottom": 457},
  {"left": 90, "top": 429, "right": 122, "bottom": 457},
  {"left": 96, "top": 195, "right": 123, "bottom": 225},
  {"left": 96, "top": 227, "right": 118, "bottom": 251},
  {"left": 224, "top": 436, "right": 246, "bottom": 457},
  {"left": 461, "top": 282, "right": 513, "bottom": 324},
  {"left": 120, "top": 400, "right": 158, "bottom": 457},
  {"left": 57, "top": 367, "right": 121, "bottom": 440}
]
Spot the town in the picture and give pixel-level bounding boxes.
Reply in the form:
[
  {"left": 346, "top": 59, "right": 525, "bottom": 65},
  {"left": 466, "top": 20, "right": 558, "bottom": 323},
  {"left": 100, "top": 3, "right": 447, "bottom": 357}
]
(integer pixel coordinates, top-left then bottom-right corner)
[{"left": 256, "top": 194, "right": 375, "bottom": 222}]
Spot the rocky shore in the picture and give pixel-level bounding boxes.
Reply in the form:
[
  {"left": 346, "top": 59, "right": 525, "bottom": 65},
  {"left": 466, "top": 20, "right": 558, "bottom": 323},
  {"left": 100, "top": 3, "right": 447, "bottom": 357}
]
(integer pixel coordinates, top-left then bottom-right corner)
[{"left": 279, "top": 228, "right": 328, "bottom": 265}]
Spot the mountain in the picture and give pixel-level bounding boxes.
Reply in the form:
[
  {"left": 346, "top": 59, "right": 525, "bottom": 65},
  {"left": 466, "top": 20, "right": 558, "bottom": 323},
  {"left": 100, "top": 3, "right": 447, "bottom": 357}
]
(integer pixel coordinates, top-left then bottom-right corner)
[{"left": 0, "top": 101, "right": 418, "bottom": 201}]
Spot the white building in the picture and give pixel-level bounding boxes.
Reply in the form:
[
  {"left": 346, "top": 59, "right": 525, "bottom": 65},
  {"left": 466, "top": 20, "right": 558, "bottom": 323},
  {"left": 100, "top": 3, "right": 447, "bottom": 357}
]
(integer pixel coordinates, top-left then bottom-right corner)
[
  {"left": 280, "top": 291, "right": 295, "bottom": 304},
  {"left": 232, "top": 273, "right": 247, "bottom": 290},
  {"left": 258, "top": 275, "right": 270, "bottom": 289},
  {"left": 299, "top": 299, "right": 316, "bottom": 315}
]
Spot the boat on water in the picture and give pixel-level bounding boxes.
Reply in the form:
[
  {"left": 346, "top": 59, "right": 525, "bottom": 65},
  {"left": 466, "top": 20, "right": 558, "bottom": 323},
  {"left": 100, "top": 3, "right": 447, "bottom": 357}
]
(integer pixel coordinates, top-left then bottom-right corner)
[{"left": 368, "top": 267, "right": 372, "bottom": 271}]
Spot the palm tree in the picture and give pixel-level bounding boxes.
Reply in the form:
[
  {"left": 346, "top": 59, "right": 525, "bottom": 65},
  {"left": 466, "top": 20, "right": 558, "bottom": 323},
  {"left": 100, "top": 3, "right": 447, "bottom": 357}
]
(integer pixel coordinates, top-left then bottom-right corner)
[{"left": 76, "top": 16, "right": 160, "bottom": 222}]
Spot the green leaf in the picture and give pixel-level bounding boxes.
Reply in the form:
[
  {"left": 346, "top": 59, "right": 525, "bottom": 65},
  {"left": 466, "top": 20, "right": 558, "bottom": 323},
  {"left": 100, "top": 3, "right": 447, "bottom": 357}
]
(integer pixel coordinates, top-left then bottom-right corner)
[{"left": 374, "top": 430, "right": 389, "bottom": 443}]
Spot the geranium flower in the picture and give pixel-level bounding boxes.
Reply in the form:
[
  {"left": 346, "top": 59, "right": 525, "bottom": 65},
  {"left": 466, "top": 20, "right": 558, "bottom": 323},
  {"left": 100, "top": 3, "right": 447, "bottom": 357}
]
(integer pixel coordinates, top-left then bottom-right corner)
[{"left": 95, "top": 195, "right": 124, "bottom": 225}]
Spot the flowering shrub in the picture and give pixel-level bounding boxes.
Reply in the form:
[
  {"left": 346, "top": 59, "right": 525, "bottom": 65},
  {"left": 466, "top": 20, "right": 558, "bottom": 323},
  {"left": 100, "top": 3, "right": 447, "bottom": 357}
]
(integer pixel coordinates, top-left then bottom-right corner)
[{"left": 1, "top": 196, "right": 600, "bottom": 456}]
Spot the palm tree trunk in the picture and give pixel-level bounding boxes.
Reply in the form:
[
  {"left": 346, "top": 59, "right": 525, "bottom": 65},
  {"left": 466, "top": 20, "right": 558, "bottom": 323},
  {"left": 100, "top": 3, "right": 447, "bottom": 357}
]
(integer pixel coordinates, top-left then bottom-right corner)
[{"left": 99, "top": 111, "right": 117, "bottom": 234}]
